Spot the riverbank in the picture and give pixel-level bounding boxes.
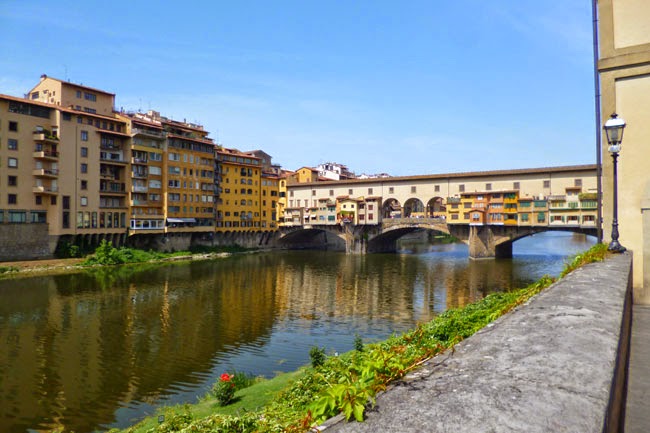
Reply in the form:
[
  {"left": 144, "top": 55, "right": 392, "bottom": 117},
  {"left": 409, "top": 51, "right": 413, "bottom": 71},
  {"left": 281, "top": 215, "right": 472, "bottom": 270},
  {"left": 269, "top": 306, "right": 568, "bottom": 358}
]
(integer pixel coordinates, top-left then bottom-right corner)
[
  {"left": 112, "top": 244, "right": 610, "bottom": 433},
  {"left": 0, "top": 247, "right": 257, "bottom": 279}
]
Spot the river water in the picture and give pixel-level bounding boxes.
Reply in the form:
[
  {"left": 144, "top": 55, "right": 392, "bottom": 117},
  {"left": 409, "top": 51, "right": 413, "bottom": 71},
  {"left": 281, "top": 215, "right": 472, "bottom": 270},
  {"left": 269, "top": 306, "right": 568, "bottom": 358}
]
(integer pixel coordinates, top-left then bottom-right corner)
[{"left": 0, "top": 232, "right": 595, "bottom": 433}]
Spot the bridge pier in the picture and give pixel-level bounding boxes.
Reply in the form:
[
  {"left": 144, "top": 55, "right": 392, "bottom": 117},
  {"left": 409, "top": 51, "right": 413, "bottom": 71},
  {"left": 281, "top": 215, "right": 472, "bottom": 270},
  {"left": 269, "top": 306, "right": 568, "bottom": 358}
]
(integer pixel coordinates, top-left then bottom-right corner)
[{"left": 468, "top": 226, "right": 512, "bottom": 259}]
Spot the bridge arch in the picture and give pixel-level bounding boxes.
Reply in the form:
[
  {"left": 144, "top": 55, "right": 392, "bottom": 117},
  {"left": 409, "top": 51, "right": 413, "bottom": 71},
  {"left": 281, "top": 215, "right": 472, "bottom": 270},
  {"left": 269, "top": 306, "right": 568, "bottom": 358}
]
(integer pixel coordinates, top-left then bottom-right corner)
[
  {"left": 403, "top": 198, "right": 425, "bottom": 217},
  {"left": 383, "top": 198, "right": 402, "bottom": 218},
  {"left": 426, "top": 197, "right": 446, "bottom": 217}
]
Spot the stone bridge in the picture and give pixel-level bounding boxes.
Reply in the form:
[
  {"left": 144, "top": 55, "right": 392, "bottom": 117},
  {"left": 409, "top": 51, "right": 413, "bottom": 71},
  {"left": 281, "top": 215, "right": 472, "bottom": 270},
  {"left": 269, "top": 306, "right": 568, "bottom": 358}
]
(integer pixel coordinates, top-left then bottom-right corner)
[{"left": 278, "top": 218, "right": 598, "bottom": 258}]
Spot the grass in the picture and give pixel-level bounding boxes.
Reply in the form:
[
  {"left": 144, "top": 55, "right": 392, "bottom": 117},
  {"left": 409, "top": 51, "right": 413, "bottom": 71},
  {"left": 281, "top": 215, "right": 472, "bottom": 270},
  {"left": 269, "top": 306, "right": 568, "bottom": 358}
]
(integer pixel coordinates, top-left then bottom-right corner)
[
  {"left": 114, "top": 370, "right": 303, "bottom": 433},
  {"left": 110, "top": 243, "right": 612, "bottom": 433}
]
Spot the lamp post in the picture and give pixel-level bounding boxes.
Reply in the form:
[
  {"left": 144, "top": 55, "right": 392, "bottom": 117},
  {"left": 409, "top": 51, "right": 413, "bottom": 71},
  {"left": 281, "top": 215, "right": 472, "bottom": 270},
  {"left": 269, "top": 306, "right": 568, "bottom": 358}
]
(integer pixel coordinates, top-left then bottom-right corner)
[{"left": 603, "top": 113, "right": 626, "bottom": 253}]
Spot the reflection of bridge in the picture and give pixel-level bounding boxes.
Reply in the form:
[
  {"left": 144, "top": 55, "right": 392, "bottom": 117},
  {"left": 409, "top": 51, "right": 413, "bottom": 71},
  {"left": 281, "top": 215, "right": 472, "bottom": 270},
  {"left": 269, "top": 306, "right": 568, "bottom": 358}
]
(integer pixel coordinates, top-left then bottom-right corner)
[{"left": 279, "top": 217, "right": 598, "bottom": 258}]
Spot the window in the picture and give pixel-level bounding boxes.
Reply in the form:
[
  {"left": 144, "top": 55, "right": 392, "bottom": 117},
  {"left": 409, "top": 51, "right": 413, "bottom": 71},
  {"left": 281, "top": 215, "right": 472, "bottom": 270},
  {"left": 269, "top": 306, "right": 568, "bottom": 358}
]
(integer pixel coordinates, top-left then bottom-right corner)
[
  {"left": 81, "top": 130, "right": 88, "bottom": 141},
  {"left": 149, "top": 166, "right": 161, "bottom": 175},
  {"left": 62, "top": 113, "right": 72, "bottom": 121},
  {"left": 63, "top": 196, "right": 70, "bottom": 210},
  {"left": 543, "top": 180, "right": 550, "bottom": 188},
  {"left": 312, "top": 190, "right": 316, "bottom": 196},
  {"left": 486, "top": 183, "right": 492, "bottom": 191},
  {"left": 411, "top": 186, "right": 417, "bottom": 193},
  {"left": 459, "top": 184, "right": 465, "bottom": 192},
  {"left": 80, "top": 163, "right": 88, "bottom": 173},
  {"left": 76, "top": 90, "right": 82, "bottom": 98},
  {"left": 7, "top": 175, "right": 17, "bottom": 186},
  {"left": 348, "top": 189, "right": 353, "bottom": 195},
  {"left": 435, "top": 185, "right": 440, "bottom": 192},
  {"left": 8, "top": 157, "right": 17, "bottom": 168},
  {"left": 574, "top": 178, "right": 582, "bottom": 187},
  {"left": 8, "top": 121, "right": 17, "bottom": 132},
  {"left": 368, "top": 188, "right": 373, "bottom": 195},
  {"left": 8, "top": 194, "right": 17, "bottom": 204},
  {"left": 8, "top": 139, "right": 17, "bottom": 150},
  {"left": 80, "top": 197, "right": 88, "bottom": 206},
  {"left": 329, "top": 189, "right": 334, "bottom": 196},
  {"left": 81, "top": 147, "right": 88, "bottom": 157},
  {"left": 35, "top": 196, "right": 42, "bottom": 205},
  {"left": 513, "top": 182, "right": 520, "bottom": 189}
]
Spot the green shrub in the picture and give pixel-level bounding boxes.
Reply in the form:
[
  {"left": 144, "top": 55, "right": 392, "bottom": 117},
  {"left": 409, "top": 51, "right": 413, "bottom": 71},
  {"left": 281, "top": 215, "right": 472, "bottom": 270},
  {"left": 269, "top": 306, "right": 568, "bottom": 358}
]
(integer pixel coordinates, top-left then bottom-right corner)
[
  {"left": 212, "top": 373, "right": 236, "bottom": 406},
  {"left": 309, "top": 346, "right": 326, "bottom": 368}
]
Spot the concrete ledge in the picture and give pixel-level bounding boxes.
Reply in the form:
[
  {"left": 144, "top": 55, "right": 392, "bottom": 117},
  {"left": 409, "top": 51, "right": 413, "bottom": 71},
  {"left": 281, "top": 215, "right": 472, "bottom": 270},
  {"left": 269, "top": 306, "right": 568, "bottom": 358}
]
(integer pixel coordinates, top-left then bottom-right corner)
[{"left": 325, "top": 253, "right": 633, "bottom": 433}]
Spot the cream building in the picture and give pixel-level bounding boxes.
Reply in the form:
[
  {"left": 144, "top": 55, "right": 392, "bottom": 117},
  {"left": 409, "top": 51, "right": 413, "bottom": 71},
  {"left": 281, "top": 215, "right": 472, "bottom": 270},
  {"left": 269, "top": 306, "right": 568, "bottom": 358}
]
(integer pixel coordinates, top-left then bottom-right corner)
[{"left": 597, "top": 0, "right": 650, "bottom": 302}]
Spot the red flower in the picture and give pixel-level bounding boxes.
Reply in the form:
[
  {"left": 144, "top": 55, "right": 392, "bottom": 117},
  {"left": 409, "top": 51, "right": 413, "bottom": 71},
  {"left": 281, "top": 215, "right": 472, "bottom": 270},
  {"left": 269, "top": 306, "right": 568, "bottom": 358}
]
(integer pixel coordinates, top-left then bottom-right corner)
[{"left": 220, "top": 373, "right": 231, "bottom": 382}]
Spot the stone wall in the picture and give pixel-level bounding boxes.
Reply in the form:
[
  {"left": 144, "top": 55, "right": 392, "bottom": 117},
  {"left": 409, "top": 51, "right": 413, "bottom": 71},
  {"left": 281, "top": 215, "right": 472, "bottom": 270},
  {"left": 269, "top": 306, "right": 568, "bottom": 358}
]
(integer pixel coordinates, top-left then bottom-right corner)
[{"left": 0, "top": 224, "right": 51, "bottom": 262}]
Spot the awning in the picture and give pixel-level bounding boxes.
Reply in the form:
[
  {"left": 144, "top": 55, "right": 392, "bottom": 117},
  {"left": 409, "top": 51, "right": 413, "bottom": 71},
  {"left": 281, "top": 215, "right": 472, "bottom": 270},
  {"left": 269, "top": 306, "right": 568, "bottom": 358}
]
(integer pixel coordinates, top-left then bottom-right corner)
[{"left": 167, "top": 218, "right": 196, "bottom": 223}]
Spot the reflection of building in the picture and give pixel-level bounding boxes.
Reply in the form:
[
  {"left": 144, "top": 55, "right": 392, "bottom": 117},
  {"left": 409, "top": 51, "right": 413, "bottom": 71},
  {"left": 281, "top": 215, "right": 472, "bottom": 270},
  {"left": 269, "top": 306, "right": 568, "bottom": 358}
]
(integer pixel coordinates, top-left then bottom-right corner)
[{"left": 597, "top": 1, "right": 650, "bottom": 300}]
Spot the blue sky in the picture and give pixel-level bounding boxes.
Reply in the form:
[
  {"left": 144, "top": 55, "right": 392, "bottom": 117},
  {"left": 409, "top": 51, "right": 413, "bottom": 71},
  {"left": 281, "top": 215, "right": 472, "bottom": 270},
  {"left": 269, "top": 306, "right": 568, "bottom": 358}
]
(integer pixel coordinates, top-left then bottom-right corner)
[{"left": 1, "top": 1, "right": 595, "bottom": 176}]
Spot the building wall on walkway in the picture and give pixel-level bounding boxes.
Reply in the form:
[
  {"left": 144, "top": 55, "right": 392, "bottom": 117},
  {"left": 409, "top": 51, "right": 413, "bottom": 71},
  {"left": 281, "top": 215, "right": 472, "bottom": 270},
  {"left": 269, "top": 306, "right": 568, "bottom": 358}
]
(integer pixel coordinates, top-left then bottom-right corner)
[{"left": 599, "top": 0, "right": 650, "bottom": 302}]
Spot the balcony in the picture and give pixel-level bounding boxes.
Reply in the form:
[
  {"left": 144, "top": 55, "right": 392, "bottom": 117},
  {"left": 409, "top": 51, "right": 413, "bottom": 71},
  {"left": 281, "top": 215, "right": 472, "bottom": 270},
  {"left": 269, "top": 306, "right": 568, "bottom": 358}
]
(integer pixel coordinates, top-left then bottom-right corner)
[
  {"left": 132, "top": 185, "right": 148, "bottom": 193},
  {"left": 33, "top": 185, "right": 58, "bottom": 195},
  {"left": 33, "top": 149, "right": 59, "bottom": 161},
  {"left": 131, "top": 199, "right": 149, "bottom": 206},
  {"left": 100, "top": 182, "right": 126, "bottom": 194},
  {"left": 132, "top": 127, "right": 165, "bottom": 139},
  {"left": 33, "top": 132, "right": 59, "bottom": 144},
  {"left": 32, "top": 168, "right": 59, "bottom": 178}
]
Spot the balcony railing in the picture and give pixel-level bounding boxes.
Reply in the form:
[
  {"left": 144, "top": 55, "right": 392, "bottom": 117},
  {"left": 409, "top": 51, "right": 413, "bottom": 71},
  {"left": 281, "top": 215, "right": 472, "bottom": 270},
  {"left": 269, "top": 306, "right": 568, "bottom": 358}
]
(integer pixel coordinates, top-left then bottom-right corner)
[
  {"left": 32, "top": 168, "right": 59, "bottom": 177},
  {"left": 33, "top": 150, "right": 59, "bottom": 160},
  {"left": 33, "top": 185, "right": 58, "bottom": 194},
  {"left": 32, "top": 132, "right": 59, "bottom": 143}
]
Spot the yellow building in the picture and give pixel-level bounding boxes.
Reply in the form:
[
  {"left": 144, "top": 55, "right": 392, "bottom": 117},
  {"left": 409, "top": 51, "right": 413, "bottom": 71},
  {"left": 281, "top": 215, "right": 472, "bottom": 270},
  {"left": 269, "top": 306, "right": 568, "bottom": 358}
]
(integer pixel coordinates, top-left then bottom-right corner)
[
  {"left": 215, "top": 148, "right": 263, "bottom": 231},
  {"left": 597, "top": 0, "right": 650, "bottom": 301},
  {"left": 162, "top": 117, "right": 215, "bottom": 233},
  {"left": 292, "top": 166, "right": 319, "bottom": 183}
]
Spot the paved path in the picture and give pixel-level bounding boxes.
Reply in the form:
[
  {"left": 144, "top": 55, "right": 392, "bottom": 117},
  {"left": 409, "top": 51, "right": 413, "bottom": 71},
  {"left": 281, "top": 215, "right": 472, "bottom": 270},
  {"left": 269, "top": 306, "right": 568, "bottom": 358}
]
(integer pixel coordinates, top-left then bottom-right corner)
[{"left": 625, "top": 304, "right": 650, "bottom": 432}]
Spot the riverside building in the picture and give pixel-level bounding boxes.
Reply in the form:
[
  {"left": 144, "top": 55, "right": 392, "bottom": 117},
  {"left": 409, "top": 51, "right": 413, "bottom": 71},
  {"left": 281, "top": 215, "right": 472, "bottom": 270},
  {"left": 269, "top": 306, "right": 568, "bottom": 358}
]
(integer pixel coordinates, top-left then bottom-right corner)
[
  {"left": 597, "top": 0, "right": 650, "bottom": 301},
  {"left": 0, "top": 75, "right": 280, "bottom": 259}
]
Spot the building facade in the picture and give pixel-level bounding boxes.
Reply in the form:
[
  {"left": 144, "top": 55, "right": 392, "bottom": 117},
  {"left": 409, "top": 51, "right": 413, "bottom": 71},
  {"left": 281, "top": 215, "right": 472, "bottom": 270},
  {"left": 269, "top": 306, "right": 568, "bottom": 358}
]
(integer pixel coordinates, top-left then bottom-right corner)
[
  {"left": 0, "top": 76, "right": 280, "bottom": 257},
  {"left": 598, "top": 0, "right": 650, "bottom": 302}
]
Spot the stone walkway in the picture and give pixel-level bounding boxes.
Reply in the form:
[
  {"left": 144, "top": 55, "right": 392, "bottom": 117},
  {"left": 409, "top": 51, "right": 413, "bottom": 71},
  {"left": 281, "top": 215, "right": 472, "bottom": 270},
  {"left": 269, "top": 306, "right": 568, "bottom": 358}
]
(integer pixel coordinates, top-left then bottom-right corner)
[
  {"left": 323, "top": 255, "right": 631, "bottom": 432},
  {"left": 625, "top": 304, "right": 650, "bottom": 432}
]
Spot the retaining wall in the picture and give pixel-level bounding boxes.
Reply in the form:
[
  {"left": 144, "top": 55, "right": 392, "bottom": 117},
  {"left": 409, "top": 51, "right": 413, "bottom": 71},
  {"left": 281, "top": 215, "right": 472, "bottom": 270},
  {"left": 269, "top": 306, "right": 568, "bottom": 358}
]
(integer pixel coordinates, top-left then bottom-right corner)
[
  {"left": 325, "top": 253, "right": 633, "bottom": 433},
  {"left": 0, "top": 223, "right": 51, "bottom": 261}
]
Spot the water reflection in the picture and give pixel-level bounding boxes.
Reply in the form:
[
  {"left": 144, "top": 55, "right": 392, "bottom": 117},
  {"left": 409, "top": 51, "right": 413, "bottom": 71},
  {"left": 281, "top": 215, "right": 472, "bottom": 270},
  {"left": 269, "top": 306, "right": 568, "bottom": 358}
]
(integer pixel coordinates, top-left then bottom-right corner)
[{"left": 0, "top": 232, "right": 594, "bottom": 432}]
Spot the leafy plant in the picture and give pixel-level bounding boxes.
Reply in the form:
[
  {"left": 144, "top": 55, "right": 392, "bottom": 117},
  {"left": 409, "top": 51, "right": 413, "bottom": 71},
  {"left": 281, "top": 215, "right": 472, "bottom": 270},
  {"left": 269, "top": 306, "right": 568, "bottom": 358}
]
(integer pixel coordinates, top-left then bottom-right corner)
[
  {"left": 354, "top": 334, "right": 364, "bottom": 352},
  {"left": 309, "top": 346, "right": 326, "bottom": 368},
  {"left": 212, "top": 373, "right": 236, "bottom": 406}
]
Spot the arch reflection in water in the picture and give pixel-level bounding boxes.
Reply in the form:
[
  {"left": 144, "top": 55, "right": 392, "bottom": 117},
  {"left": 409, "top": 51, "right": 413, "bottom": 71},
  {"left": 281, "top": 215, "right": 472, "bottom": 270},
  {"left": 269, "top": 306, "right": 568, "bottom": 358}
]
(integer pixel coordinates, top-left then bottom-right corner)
[{"left": 0, "top": 232, "right": 594, "bottom": 432}]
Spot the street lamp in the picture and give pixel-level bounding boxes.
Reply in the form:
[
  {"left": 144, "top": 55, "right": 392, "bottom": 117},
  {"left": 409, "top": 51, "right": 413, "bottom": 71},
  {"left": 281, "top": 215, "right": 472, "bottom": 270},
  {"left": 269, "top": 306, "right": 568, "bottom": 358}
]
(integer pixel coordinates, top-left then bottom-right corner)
[{"left": 603, "top": 113, "right": 626, "bottom": 253}]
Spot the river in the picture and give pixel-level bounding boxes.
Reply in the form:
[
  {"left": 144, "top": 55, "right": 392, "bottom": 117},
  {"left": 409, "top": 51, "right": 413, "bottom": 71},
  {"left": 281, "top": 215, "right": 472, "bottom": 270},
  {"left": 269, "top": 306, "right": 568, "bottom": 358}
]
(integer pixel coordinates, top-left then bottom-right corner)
[{"left": 0, "top": 232, "right": 595, "bottom": 433}]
